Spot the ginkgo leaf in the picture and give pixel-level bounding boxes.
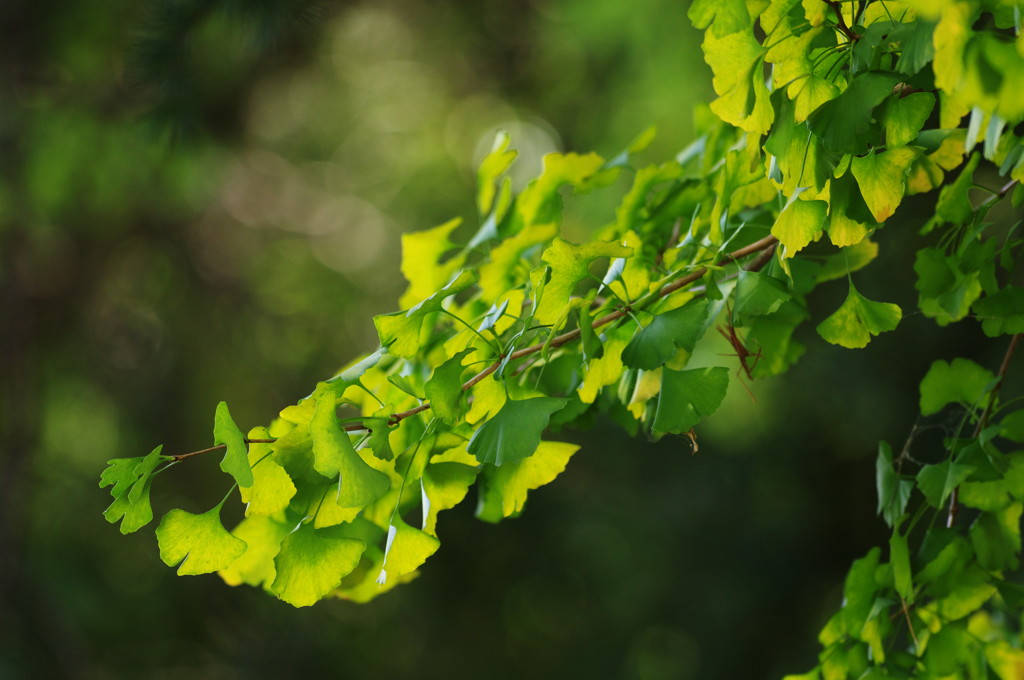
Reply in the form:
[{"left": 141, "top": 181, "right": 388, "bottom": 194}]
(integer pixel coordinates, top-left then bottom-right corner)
[
  {"left": 732, "top": 272, "right": 791, "bottom": 325},
  {"left": 882, "top": 92, "right": 935, "bottom": 148},
  {"left": 876, "top": 442, "right": 913, "bottom": 528},
  {"left": 827, "top": 173, "right": 877, "bottom": 247},
  {"left": 534, "top": 238, "right": 631, "bottom": 325},
  {"left": 850, "top": 147, "right": 919, "bottom": 222},
  {"left": 421, "top": 461, "right": 478, "bottom": 535},
  {"left": 467, "top": 397, "right": 567, "bottom": 466},
  {"left": 156, "top": 504, "right": 248, "bottom": 576},
  {"left": 816, "top": 281, "right": 902, "bottom": 349},
  {"left": 374, "top": 269, "right": 478, "bottom": 358},
  {"left": 271, "top": 523, "right": 365, "bottom": 607},
  {"left": 241, "top": 428, "right": 296, "bottom": 517},
  {"left": 398, "top": 218, "right": 466, "bottom": 309},
  {"left": 808, "top": 73, "right": 900, "bottom": 154},
  {"left": 476, "top": 441, "right": 580, "bottom": 522},
  {"left": 577, "top": 334, "right": 628, "bottom": 404},
  {"left": 309, "top": 395, "right": 391, "bottom": 507},
  {"left": 917, "top": 460, "right": 975, "bottom": 509},
  {"left": 101, "top": 446, "right": 166, "bottom": 534},
  {"left": 376, "top": 517, "right": 440, "bottom": 585},
  {"left": 219, "top": 515, "right": 291, "bottom": 588},
  {"left": 652, "top": 366, "right": 730, "bottom": 435},
  {"left": 688, "top": 0, "right": 750, "bottom": 37},
  {"left": 973, "top": 287, "right": 1024, "bottom": 337},
  {"left": 621, "top": 298, "right": 710, "bottom": 370},
  {"left": 702, "top": 27, "right": 774, "bottom": 134},
  {"left": 424, "top": 348, "right": 474, "bottom": 425},
  {"left": 214, "top": 401, "right": 253, "bottom": 489},
  {"left": 477, "top": 131, "right": 517, "bottom": 216},
  {"left": 918, "top": 358, "right": 994, "bottom": 416},
  {"left": 772, "top": 198, "right": 827, "bottom": 256}
]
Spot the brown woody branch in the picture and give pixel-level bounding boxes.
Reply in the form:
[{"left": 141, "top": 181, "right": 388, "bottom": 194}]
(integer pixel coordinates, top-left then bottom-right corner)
[{"left": 171, "top": 234, "right": 780, "bottom": 459}]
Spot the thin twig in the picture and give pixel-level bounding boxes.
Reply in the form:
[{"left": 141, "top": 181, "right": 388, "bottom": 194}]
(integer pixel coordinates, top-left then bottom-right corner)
[
  {"left": 170, "top": 438, "right": 276, "bottom": 462},
  {"left": 173, "top": 235, "right": 781, "bottom": 458},
  {"left": 825, "top": 0, "right": 859, "bottom": 42}
]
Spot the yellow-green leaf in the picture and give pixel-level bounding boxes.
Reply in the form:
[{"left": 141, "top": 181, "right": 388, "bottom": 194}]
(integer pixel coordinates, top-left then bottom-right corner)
[
  {"left": 310, "top": 395, "right": 391, "bottom": 507},
  {"left": 156, "top": 504, "right": 248, "bottom": 576},
  {"left": 816, "top": 281, "right": 902, "bottom": 348},
  {"left": 214, "top": 401, "right": 253, "bottom": 488},
  {"left": 376, "top": 517, "right": 440, "bottom": 585},
  {"left": 271, "top": 524, "right": 365, "bottom": 607},
  {"left": 241, "top": 427, "right": 296, "bottom": 517},
  {"left": 476, "top": 441, "right": 579, "bottom": 522},
  {"left": 771, "top": 198, "right": 827, "bottom": 256},
  {"left": 850, "top": 147, "right": 919, "bottom": 222}
]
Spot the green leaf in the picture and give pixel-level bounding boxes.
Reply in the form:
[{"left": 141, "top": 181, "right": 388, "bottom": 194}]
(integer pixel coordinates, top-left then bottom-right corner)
[
  {"left": 621, "top": 298, "right": 710, "bottom": 370},
  {"left": 969, "top": 503, "right": 1023, "bottom": 570},
  {"left": 926, "top": 152, "right": 980, "bottom": 231},
  {"left": 876, "top": 442, "right": 912, "bottom": 528},
  {"left": 534, "top": 238, "right": 632, "bottom": 325},
  {"left": 376, "top": 517, "right": 440, "bottom": 585},
  {"left": 842, "top": 547, "right": 881, "bottom": 635},
  {"left": 476, "top": 441, "right": 579, "bottom": 522},
  {"left": 893, "top": 19, "right": 935, "bottom": 75},
  {"left": 916, "top": 459, "right": 975, "bottom": 508},
  {"left": 850, "top": 147, "right": 919, "bottom": 222},
  {"left": 914, "top": 247, "right": 983, "bottom": 324},
  {"left": 688, "top": 0, "right": 750, "bottom": 37},
  {"left": 214, "top": 401, "right": 253, "bottom": 489},
  {"left": 101, "top": 446, "right": 165, "bottom": 534},
  {"left": 732, "top": 272, "right": 791, "bottom": 325},
  {"left": 652, "top": 366, "right": 730, "bottom": 435},
  {"left": 973, "top": 287, "right": 1024, "bottom": 337},
  {"left": 701, "top": 24, "right": 774, "bottom": 134},
  {"left": 421, "top": 460, "right": 479, "bottom": 535},
  {"left": 398, "top": 218, "right": 466, "bottom": 309},
  {"left": 241, "top": 429, "right": 296, "bottom": 517},
  {"left": 890, "top": 531, "right": 913, "bottom": 601},
  {"left": 816, "top": 281, "right": 902, "bottom": 349},
  {"left": 309, "top": 395, "right": 391, "bottom": 507},
  {"left": 918, "top": 358, "right": 994, "bottom": 416},
  {"left": 827, "top": 173, "right": 877, "bottom": 247},
  {"left": 374, "top": 269, "right": 478, "bottom": 358},
  {"left": 477, "top": 131, "right": 517, "bottom": 216},
  {"left": 882, "top": 92, "right": 935, "bottom": 148},
  {"left": 271, "top": 523, "right": 365, "bottom": 607},
  {"left": 468, "top": 397, "right": 568, "bottom": 466},
  {"left": 424, "top": 348, "right": 474, "bottom": 425},
  {"left": 816, "top": 240, "right": 879, "bottom": 282},
  {"left": 772, "top": 198, "right": 827, "bottom": 257},
  {"left": 156, "top": 504, "right": 248, "bottom": 576},
  {"left": 219, "top": 515, "right": 290, "bottom": 588},
  {"left": 808, "top": 73, "right": 900, "bottom": 155}
]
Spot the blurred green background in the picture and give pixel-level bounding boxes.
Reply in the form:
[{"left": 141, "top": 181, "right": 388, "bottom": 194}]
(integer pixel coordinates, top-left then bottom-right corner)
[{"left": 1, "top": 1, "right": 1012, "bottom": 678}]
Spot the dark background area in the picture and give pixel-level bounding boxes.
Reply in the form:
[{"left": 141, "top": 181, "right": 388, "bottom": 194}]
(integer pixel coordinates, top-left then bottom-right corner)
[{"left": 1, "top": 1, "right": 1015, "bottom": 678}]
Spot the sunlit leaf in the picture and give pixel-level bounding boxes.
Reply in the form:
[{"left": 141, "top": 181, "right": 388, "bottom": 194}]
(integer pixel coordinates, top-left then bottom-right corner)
[
  {"left": 424, "top": 348, "right": 474, "bottom": 425},
  {"left": 850, "top": 147, "right": 919, "bottom": 222},
  {"left": 271, "top": 523, "right": 365, "bottom": 607},
  {"left": 241, "top": 428, "right": 296, "bottom": 517},
  {"left": 219, "top": 515, "right": 290, "bottom": 588},
  {"left": 309, "top": 395, "right": 391, "bottom": 507},
  {"left": 876, "top": 442, "right": 912, "bottom": 528},
  {"left": 476, "top": 441, "right": 579, "bottom": 522},
  {"left": 156, "top": 503, "right": 248, "bottom": 576},
  {"left": 214, "top": 401, "right": 253, "bottom": 488},
  {"left": 376, "top": 517, "right": 440, "bottom": 585}
]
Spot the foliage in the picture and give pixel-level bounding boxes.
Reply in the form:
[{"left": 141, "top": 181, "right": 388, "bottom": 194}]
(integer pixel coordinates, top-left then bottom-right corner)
[{"left": 102, "top": 0, "right": 1024, "bottom": 676}]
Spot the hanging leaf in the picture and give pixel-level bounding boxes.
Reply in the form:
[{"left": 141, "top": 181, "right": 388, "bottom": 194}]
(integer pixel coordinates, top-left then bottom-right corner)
[
  {"left": 309, "top": 395, "right": 391, "bottom": 507},
  {"left": 476, "top": 441, "right": 579, "bottom": 522},
  {"left": 271, "top": 523, "right": 366, "bottom": 607},
  {"left": 214, "top": 401, "right": 253, "bottom": 489},
  {"left": 652, "top": 366, "right": 729, "bottom": 435},
  {"left": 467, "top": 397, "right": 568, "bottom": 466},
  {"left": 156, "top": 503, "right": 248, "bottom": 576},
  {"left": 816, "top": 281, "right": 902, "bottom": 349}
]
